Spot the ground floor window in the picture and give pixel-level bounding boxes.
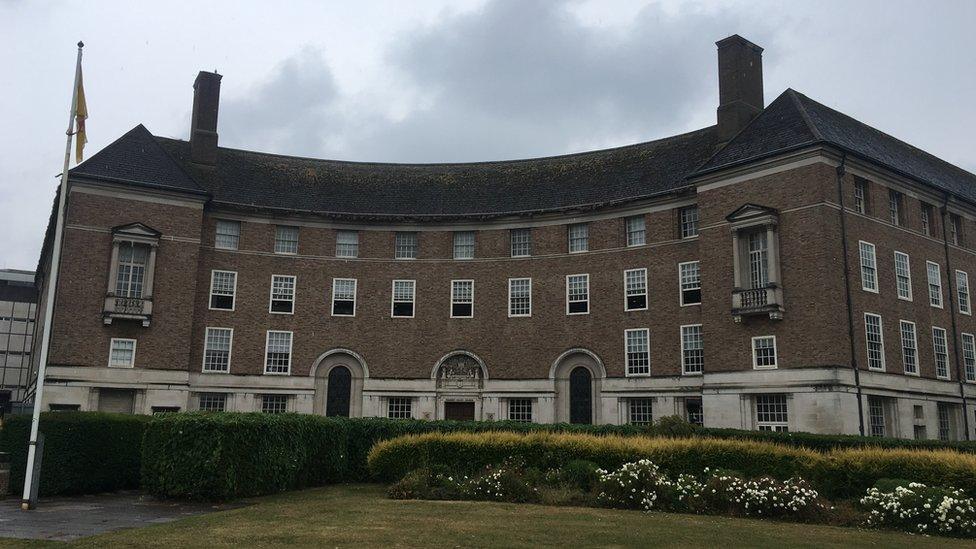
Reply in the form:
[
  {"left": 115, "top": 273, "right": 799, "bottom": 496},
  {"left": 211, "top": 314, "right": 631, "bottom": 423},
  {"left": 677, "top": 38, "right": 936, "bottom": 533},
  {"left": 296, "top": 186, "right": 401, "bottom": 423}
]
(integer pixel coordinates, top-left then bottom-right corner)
[
  {"left": 261, "top": 394, "right": 288, "bottom": 414},
  {"left": 937, "top": 402, "right": 958, "bottom": 441},
  {"left": 755, "top": 394, "right": 788, "bottom": 432},
  {"left": 388, "top": 397, "right": 412, "bottom": 419},
  {"left": 49, "top": 404, "right": 81, "bottom": 412},
  {"left": 627, "top": 398, "right": 653, "bottom": 425},
  {"left": 199, "top": 392, "right": 227, "bottom": 412},
  {"left": 508, "top": 398, "right": 533, "bottom": 422},
  {"left": 914, "top": 424, "right": 927, "bottom": 440},
  {"left": 684, "top": 397, "right": 703, "bottom": 427},
  {"left": 867, "top": 396, "right": 889, "bottom": 437},
  {"left": 151, "top": 406, "right": 180, "bottom": 415}
]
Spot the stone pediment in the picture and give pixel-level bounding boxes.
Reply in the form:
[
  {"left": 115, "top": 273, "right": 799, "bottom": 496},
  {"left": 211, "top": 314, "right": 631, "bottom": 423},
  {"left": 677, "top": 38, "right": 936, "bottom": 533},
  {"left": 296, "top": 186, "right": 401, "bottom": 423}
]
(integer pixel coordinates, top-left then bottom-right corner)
[{"left": 111, "top": 222, "right": 162, "bottom": 241}]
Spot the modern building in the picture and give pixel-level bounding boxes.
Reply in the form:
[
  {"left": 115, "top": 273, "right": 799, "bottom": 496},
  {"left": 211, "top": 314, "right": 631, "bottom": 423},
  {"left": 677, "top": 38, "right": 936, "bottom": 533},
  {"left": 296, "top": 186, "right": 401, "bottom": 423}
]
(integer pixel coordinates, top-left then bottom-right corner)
[
  {"left": 31, "top": 35, "right": 975, "bottom": 439},
  {"left": 0, "top": 269, "right": 37, "bottom": 413}
]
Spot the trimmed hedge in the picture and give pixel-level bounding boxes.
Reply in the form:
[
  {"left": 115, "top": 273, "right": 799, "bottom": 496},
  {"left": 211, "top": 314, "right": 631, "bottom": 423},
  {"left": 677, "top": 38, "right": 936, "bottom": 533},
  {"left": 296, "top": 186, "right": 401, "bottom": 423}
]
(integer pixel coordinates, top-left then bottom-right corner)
[
  {"left": 700, "top": 427, "right": 976, "bottom": 453},
  {"left": 0, "top": 412, "right": 150, "bottom": 496},
  {"left": 366, "top": 431, "right": 976, "bottom": 499},
  {"left": 141, "top": 412, "right": 348, "bottom": 500}
]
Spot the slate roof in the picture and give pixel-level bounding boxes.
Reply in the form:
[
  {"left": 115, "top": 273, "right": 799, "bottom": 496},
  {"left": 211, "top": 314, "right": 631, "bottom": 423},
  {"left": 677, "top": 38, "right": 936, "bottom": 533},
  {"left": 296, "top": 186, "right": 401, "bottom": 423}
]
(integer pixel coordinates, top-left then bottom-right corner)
[
  {"left": 70, "top": 125, "right": 205, "bottom": 195},
  {"left": 698, "top": 89, "right": 976, "bottom": 203},
  {"left": 69, "top": 89, "right": 976, "bottom": 218},
  {"left": 152, "top": 127, "right": 717, "bottom": 220}
]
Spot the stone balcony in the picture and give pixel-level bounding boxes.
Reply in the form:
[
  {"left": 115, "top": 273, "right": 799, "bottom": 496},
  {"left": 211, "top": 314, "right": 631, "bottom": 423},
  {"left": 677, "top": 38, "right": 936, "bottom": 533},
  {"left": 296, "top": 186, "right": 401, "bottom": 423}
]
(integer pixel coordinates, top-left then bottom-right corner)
[
  {"left": 732, "top": 285, "right": 784, "bottom": 322},
  {"left": 103, "top": 295, "right": 153, "bottom": 327}
]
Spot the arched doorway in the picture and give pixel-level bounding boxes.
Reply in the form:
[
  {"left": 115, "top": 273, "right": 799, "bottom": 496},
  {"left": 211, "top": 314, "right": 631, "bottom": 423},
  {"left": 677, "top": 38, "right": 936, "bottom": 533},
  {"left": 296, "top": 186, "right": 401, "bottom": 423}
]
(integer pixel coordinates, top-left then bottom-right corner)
[
  {"left": 550, "top": 348, "right": 605, "bottom": 424},
  {"left": 432, "top": 351, "right": 488, "bottom": 421},
  {"left": 311, "top": 349, "right": 368, "bottom": 417},
  {"left": 325, "top": 366, "right": 352, "bottom": 417},
  {"left": 569, "top": 367, "right": 592, "bottom": 424}
]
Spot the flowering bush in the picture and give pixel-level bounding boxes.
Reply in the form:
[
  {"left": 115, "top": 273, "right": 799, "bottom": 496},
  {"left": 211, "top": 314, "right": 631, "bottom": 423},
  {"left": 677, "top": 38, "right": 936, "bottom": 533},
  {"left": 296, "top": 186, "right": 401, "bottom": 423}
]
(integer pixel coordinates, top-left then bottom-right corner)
[
  {"left": 595, "top": 459, "right": 705, "bottom": 512},
  {"left": 461, "top": 461, "right": 538, "bottom": 503},
  {"left": 860, "top": 482, "right": 976, "bottom": 538},
  {"left": 700, "top": 473, "right": 828, "bottom": 521}
]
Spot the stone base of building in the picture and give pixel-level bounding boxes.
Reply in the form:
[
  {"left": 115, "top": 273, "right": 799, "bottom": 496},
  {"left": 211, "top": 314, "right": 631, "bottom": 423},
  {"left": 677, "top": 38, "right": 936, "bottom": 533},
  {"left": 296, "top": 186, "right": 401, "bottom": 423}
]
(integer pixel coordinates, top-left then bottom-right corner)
[{"left": 39, "top": 365, "right": 975, "bottom": 441}]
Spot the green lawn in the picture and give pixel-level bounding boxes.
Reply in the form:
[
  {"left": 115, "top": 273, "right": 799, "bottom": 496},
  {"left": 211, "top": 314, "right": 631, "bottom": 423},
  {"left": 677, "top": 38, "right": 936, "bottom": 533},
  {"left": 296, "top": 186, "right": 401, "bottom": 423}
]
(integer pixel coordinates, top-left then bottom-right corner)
[{"left": 2, "top": 484, "right": 974, "bottom": 548}]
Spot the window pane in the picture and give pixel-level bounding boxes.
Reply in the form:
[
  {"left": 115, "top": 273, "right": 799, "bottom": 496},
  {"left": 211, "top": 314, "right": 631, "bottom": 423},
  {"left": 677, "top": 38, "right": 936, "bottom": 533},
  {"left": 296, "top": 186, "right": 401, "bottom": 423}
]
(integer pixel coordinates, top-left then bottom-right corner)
[
  {"left": 865, "top": 314, "right": 885, "bottom": 371},
  {"left": 568, "top": 223, "right": 588, "bottom": 253},
  {"left": 261, "top": 394, "right": 288, "bottom": 414},
  {"left": 265, "top": 331, "right": 292, "bottom": 374},
  {"left": 752, "top": 336, "right": 777, "bottom": 368},
  {"left": 210, "top": 271, "right": 236, "bottom": 310},
  {"left": 680, "top": 262, "right": 701, "bottom": 305},
  {"left": 336, "top": 230, "right": 359, "bottom": 258},
  {"left": 899, "top": 321, "right": 918, "bottom": 375},
  {"left": 933, "top": 327, "right": 949, "bottom": 379},
  {"left": 454, "top": 231, "right": 475, "bottom": 259},
  {"left": 388, "top": 397, "right": 412, "bottom": 419},
  {"left": 681, "top": 325, "right": 703, "bottom": 374},
  {"left": 680, "top": 206, "right": 699, "bottom": 238},
  {"left": 626, "top": 216, "right": 646, "bottom": 246},
  {"left": 392, "top": 280, "right": 415, "bottom": 317},
  {"left": 115, "top": 242, "right": 148, "bottom": 298},
  {"left": 509, "top": 278, "right": 531, "bottom": 316},
  {"left": 510, "top": 228, "right": 531, "bottom": 257},
  {"left": 927, "top": 262, "right": 943, "bottom": 307},
  {"left": 508, "top": 399, "right": 533, "bottom": 422},
  {"left": 628, "top": 398, "right": 653, "bottom": 425},
  {"left": 894, "top": 252, "right": 912, "bottom": 300},
  {"left": 203, "top": 328, "right": 232, "bottom": 372},
  {"left": 566, "top": 274, "right": 589, "bottom": 314},
  {"left": 199, "top": 393, "right": 227, "bottom": 412},
  {"left": 274, "top": 226, "right": 299, "bottom": 254},
  {"left": 859, "top": 242, "right": 877, "bottom": 291},
  {"left": 215, "top": 220, "right": 240, "bottom": 250},
  {"left": 625, "top": 268, "right": 648, "bottom": 311},
  {"left": 270, "top": 275, "right": 295, "bottom": 313},
  {"left": 395, "top": 232, "right": 418, "bottom": 259},
  {"left": 109, "top": 339, "right": 135, "bottom": 368},
  {"left": 756, "top": 394, "right": 788, "bottom": 431},
  {"left": 625, "top": 329, "right": 650, "bottom": 375},
  {"left": 957, "top": 271, "right": 971, "bottom": 314},
  {"left": 451, "top": 280, "right": 474, "bottom": 318},
  {"left": 332, "top": 278, "right": 357, "bottom": 316}
]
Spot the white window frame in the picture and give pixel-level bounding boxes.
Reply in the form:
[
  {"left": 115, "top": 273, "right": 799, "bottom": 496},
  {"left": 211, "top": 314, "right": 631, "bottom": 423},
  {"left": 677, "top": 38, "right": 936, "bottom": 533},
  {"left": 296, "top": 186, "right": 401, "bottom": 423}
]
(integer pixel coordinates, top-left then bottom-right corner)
[
  {"left": 336, "top": 230, "right": 359, "bottom": 258},
  {"left": 962, "top": 332, "right": 976, "bottom": 383},
  {"left": 453, "top": 231, "right": 475, "bottom": 260},
  {"left": 274, "top": 225, "right": 299, "bottom": 255},
  {"left": 387, "top": 397, "right": 413, "bottom": 419},
  {"left": 450, "top": 279, "right": 474, "bottom": 318},
  {"left": 198, "top": 392, "right": 227, "bottom": 412},
  {"left": 893, "top": 251, "right": 912, "bottom": 301},
  {"left": 261, "top": 394, "right": 289, "bottom": 414},
  {"left": 214, "top": 219, "right": 241, "bottom": 250},
  {"left": 755, "top": 394, "right": 789, "bottom": 432},
  {"left": 927, "top": 261, "right": 943, "bottom": 308},
  {"left": 957, "top": 270, "right": 971, "bottom": 315},
  {"left": 680, "top": 324, "right": 703, "bottom": 376},
  {"left": 394, "top": 232, "right": 418, "bottom": 260},
  {"left": 899, "top": 320, "right": 918, "bottom": 376},
  {"left": 268, "top": 274, "right": 296, "bottom": 315},
  {"left": 202, "top": 327, "right": 233, "bottom": 373},
  {"left": 391, "top": 279, "right": 416, "bottom": 318},
  {"left": 864, "top": 313, "right": 886, "bottom": 372},
  {"left": 568, "top": 223, "right": 588, "bottom": 253},
  {"left": 680, "top": 206, "right": 699, "bottom": 238},
  {"left": 932, "top": 327, "right": 950, "bottom": 380},
  {"left": 565, "top": 273, "right": 590, "bottom": 315},
  {"left": 264, "top": 330, "right": 293, "bottom": 375},
  {"left": 625, "top": 215, "right": 646, "bottom": 247},
  {"left": 624, "top": 328, "right": 650, "bottom": 377},
  {"left": 627, "top": 398, "right": 653, "bottom": 425},
  {"left": 859, "top": 241, "right": 878, "bottom": 293},
  {"left": 208, "top": 270, "right": 237, "bottom": 311},
  {"left": 888, "top": 190, "right": 901, "bottom": 226},
  {"left": 678, "top": 261, "right": 701, "bottom": 306},
  {"left": 853, "top": 180, "right": 866, "bottom": 214},
  {"left": 508, "top": 278, "right": 532, "bottom": 317},
  {"left": 510, "top": 228, "right": 531, "bottom": 258},
  {"left": 920, "top": 205, "right": 931, "bottom": 235},
  {"left": 108, "top": 338, "right": 137, "bottom": 368},
  {"left": 751, "top": 335, "right": 778, "bottom": 369},
  {"left": 623, "top": 268, "right": 648, "bottom": 311},
  {"left": 331, "top": 278, "right": 357, "bottom": 317}
]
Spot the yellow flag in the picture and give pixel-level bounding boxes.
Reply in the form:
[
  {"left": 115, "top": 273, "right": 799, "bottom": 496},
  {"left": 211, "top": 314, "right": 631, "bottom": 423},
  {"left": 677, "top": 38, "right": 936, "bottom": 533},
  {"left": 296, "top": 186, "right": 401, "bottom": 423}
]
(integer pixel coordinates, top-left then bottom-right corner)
[{"left": 75, "top": 64, "right": 88, "bottom": 163}]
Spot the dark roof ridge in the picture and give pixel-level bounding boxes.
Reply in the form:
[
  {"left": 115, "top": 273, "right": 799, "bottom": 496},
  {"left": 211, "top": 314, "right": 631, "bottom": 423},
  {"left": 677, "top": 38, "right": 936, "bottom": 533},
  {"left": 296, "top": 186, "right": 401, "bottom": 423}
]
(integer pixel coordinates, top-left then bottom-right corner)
[
  {"left": 154, "top": 125, "right": 716, "bottom": 169},
  {"left": 790, "top": 90, "right": 976, "bottom": 181},
  {"left": 786, "top": 88, "right": 824, "bottom": 141}
]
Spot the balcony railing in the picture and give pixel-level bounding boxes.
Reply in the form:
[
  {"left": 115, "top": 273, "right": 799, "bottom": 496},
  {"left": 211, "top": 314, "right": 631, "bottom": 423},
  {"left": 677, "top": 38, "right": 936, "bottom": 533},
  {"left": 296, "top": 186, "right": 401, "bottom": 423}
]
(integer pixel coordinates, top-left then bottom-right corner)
[
  {"left": 732, "top": 285, "right": 783, "bottom": 322},
  {"left": 103, "top": 295, "right": 153, "bottom": 327}
]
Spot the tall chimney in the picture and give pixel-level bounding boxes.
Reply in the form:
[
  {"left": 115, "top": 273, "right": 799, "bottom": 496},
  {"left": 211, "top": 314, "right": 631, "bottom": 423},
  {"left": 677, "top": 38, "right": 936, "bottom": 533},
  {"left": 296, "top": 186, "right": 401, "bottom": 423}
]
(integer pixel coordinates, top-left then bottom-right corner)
[
  {"left": 190, "top": 71, "right": 222, "bottom": 165},
  {"left": 716, "top": 35, "right": 764, "bottom": 146}
]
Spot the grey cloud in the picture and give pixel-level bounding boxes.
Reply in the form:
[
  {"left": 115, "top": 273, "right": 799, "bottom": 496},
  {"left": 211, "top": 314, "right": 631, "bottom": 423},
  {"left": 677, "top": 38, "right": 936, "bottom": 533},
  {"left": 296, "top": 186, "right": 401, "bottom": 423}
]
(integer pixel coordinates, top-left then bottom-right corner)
[{"left": 218, "top": 0, "right": 772, "bottom": 163}]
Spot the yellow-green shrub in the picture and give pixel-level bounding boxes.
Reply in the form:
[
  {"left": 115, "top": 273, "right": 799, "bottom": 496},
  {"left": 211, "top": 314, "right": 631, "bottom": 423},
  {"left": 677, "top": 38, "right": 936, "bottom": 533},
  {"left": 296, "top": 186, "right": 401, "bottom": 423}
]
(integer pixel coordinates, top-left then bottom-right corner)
[
  {"left": 367, "top": 431, "right": 821, "bottom": 484},
  {"left": 367, "top": 431, "right": 976, "bottom": 499}
]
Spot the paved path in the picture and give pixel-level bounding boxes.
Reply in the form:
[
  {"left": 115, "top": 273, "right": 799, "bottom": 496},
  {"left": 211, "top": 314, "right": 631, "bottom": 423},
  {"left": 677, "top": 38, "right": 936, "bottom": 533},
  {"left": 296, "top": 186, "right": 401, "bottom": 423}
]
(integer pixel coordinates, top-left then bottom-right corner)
[{"left": 0, "top": 492, "right": 237, "bottom": 541}]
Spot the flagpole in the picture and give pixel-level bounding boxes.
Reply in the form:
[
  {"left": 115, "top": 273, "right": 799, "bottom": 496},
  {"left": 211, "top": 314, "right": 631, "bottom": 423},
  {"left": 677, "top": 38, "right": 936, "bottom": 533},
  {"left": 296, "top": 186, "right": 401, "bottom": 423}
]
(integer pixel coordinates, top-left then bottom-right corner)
[{"left": 21, "top": 41, "right": 84, "bottom": 511}]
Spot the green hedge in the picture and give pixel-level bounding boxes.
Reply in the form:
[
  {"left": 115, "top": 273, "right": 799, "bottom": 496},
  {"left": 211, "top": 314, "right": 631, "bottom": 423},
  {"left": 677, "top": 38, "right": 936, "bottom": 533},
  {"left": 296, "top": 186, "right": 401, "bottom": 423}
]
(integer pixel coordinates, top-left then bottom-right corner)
[
  {"left": 141, "top": 412, "right": 348, "bottom": 500},
  {"left": 366, "top": 431, "right": 976, "bottom": 499},
  {"left": 699, "top": 427, "right": 976, "bottom": 453},
  {"left": 0, "top": 412, "right": 149, "bottom": 496}
]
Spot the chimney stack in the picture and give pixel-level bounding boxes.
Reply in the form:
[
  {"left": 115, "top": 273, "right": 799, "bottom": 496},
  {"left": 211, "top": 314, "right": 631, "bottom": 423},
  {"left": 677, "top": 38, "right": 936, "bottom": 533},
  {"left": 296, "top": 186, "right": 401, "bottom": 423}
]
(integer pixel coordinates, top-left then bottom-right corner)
[
  {"left": 716, "top": 35, "right": 764, "bottom": 146},
  {"left": 190, "top": 71, "right": 222, "bottom": 165}
]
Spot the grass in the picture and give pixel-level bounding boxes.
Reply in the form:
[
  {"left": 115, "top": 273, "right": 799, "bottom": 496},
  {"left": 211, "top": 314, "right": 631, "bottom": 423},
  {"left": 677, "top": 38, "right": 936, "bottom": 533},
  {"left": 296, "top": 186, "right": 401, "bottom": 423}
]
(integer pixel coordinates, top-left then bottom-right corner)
[{"left": 1, "top": 484, "right": 973, "bottom": 548}]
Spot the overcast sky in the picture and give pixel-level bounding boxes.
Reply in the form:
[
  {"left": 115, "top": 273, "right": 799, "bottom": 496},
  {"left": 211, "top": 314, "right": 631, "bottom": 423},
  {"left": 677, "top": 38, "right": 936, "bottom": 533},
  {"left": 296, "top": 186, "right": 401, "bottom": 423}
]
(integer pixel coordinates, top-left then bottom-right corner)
[{"left": 1, "top": 0, "right": 974, "bottom": 269}]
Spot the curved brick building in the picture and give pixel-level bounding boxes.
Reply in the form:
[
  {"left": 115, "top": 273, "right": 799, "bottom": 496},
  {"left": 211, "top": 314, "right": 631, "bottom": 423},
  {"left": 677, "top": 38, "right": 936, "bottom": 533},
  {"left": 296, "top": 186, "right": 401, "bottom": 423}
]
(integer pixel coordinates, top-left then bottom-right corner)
[{"left": 33, "top": 35, "right": 976, "bottom": 439}]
